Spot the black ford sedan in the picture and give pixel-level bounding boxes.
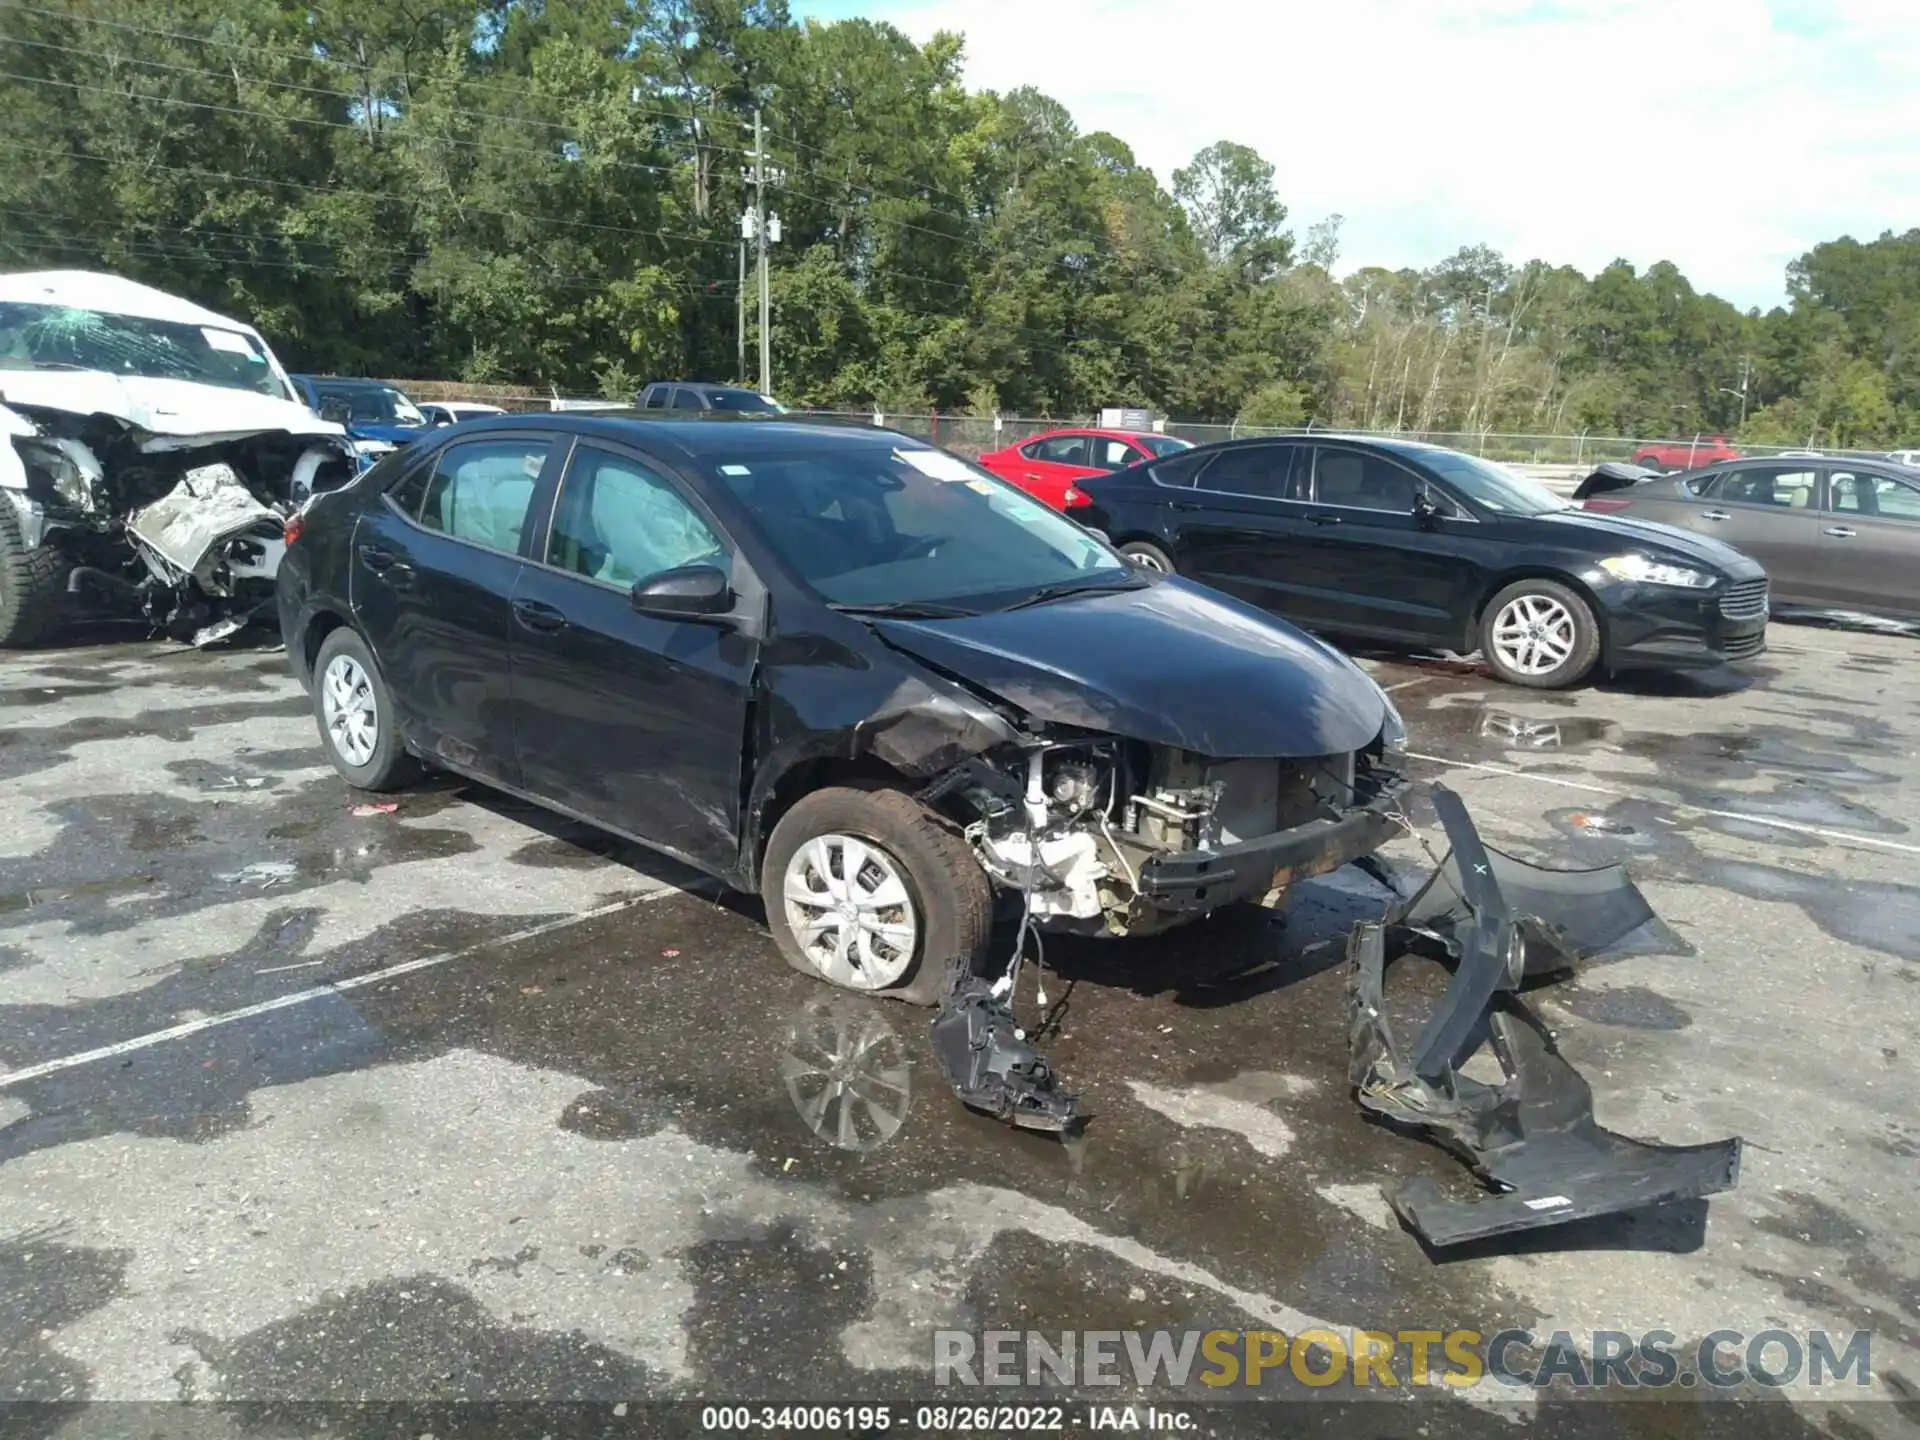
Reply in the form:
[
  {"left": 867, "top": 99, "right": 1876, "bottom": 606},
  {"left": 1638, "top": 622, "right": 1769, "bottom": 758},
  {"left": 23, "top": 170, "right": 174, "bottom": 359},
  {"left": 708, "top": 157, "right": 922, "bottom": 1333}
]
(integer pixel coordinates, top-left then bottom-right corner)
[
  {"left": 1075, "top": 436, "right": 1768, "bottom": 688},
  {"left": 277, "top": 415, "right": 1411, "bottom": 1002}
]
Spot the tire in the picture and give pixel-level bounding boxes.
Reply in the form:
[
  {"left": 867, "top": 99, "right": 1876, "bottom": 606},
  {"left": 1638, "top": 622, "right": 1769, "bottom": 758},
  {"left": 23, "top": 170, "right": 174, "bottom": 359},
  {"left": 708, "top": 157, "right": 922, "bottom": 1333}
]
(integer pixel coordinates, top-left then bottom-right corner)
[
  {"left": 761, "top": 785, "right": 993, "bottom": 1006},
  {"left": 310, "top": 626, "right": 423, "bottom": 791},
  {"left": 1119, "top": 539, "right": 1176, "bottom": 574},
  {"left": 1479, "top": 578, "right": 1602, "bottom": 690},
  {"left": 0, "top": 499, "right": 68, "bottom": 648}
]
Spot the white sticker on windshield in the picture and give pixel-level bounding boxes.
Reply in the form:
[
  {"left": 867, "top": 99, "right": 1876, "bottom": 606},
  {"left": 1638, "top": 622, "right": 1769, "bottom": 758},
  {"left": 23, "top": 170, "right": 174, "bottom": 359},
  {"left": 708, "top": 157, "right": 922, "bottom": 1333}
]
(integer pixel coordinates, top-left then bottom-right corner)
[
  {"left": 896, "top": 449, "right": 976, "bottom": 482},
  {"left": 201, "top": 327, "right": 254, "bottom": 355},
  {"left": 522, "top": 453, "right": 545, "bottom": 478},
  {"left": 720, "top": 464, "right": 752, "bottom": 475},
  {"left": 1001, "top": 496, "right": 1047, "bottom": 523}
]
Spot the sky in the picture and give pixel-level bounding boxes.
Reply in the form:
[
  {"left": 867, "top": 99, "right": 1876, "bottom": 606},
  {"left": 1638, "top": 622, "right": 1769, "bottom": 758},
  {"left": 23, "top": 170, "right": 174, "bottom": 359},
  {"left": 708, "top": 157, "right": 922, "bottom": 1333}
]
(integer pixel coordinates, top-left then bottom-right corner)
[{"left": 797, "top": 0, "right": 1920, "bottom": 310}]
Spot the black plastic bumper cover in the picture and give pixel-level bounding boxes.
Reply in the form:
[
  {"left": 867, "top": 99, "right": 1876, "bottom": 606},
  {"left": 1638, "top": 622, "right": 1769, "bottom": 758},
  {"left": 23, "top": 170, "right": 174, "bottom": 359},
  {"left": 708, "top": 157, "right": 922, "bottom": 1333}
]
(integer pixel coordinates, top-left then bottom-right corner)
[
  {"left": 1136, "top": 770, "right": 1407, "bottom": 911},
  {"left": 929, "top": 959, "right": 1081, "bottom": 1133},
  {"left": 1349, "top": 785, "right": 1742, "bottom": 1247}
]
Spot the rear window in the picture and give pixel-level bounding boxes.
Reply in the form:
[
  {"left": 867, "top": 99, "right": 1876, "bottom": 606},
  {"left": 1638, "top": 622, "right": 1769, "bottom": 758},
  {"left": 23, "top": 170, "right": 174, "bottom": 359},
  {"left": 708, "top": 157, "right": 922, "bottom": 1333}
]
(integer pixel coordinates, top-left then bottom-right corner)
[{"left": 1146, "top": 450, "right": 1209, "bottom": 488}]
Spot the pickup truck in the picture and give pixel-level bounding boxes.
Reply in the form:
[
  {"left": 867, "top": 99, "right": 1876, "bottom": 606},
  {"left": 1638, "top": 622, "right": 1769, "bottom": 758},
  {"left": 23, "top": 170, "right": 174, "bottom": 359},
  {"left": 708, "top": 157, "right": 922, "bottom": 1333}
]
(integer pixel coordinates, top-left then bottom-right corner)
[{"left": 1628, "top": 434, "right": 1741, "bottom": 471}]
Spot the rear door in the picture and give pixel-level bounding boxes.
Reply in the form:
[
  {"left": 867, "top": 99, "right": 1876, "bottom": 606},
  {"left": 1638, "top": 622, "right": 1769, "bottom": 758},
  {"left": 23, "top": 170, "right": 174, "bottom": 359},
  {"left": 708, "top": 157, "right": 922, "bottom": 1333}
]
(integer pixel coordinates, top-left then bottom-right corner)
[
  {"left": 1164, "top": 442, "right": 1315, "bottom": 617},
  {"left": 506, "top": 442, "right": 759, "bottom": 872},
  {"left": 1288, "top": 444, "right": 1478, "bottom": 643},
  {"left": 350, "top": 431, "right": 564, "bottom": 785},
  {"left": 1677, "top": 464, "right": 1824, "bottom": 601},
  {"left": 1819, "top": 469, "right": 1920, "bottom": 619},
  {"left": 1009, "top": 434, "right": 1094, "bottom": 508}
]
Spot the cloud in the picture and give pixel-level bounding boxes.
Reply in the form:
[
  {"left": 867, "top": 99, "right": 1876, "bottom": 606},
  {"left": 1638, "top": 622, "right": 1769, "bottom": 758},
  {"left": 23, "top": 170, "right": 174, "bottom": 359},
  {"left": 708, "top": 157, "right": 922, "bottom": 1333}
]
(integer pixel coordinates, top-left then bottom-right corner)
[{"left": 810, "top": 0, "right": 1920, "bottom": 308}]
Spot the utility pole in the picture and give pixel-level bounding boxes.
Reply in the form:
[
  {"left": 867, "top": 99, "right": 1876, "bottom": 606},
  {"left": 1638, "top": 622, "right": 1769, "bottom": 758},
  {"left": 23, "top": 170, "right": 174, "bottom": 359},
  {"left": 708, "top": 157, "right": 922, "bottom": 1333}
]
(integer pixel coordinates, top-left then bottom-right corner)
[
  {"left": 740, "top": 109, "right": 783, "bottom": 395},
  {"left": 736, "top": 239, "right": 746, "bottom": 384}
]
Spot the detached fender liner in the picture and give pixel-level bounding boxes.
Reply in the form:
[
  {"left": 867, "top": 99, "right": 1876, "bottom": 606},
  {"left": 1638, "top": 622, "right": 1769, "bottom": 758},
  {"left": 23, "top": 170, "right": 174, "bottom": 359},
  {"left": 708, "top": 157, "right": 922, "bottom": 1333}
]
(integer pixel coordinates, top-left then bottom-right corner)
[{"left": 1348, "top": 785, "right": 1742, "bottom": 1248}]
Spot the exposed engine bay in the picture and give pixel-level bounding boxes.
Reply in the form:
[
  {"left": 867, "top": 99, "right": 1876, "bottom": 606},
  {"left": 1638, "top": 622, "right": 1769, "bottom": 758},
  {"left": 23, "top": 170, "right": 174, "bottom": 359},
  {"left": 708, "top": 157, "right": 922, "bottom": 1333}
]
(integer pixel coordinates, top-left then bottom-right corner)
[
  {"left": 1, "top": 403, "right": 353, "bottom": 646},
  {"left": 931, "top": 732, "right": 1400, "bottom": 939}
]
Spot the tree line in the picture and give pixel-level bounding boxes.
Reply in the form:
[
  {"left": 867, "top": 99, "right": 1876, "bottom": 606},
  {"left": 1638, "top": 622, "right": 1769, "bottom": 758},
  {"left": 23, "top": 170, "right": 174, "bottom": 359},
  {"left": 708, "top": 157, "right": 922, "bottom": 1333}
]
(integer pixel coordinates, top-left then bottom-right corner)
[{"left": 2, "top": 0, "right": 1916, "bottom": 446}]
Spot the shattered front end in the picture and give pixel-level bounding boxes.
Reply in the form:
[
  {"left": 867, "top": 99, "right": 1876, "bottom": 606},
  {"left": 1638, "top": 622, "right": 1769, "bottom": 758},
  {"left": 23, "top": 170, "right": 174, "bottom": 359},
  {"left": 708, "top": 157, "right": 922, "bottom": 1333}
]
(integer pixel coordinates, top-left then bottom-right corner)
[{"left": 1348, "top": 786, "right": 1742, "bottom": 1248}]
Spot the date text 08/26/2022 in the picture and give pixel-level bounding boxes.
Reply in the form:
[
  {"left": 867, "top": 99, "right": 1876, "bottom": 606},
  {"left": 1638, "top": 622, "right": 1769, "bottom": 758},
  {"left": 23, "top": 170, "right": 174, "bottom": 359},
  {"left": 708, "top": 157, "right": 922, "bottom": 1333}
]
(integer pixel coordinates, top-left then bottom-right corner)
[{"left": 700, "top": 1406, "right": 1180, "bottom": 1432}]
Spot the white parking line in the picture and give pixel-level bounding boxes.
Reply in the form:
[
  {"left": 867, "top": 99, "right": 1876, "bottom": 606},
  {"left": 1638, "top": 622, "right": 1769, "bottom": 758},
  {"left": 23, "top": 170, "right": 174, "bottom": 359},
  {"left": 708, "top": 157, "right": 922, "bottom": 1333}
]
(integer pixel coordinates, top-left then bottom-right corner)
[
  {"left": 0, "top": 886, "right": 693, "bottom": 1088},
  {"left": 1407, "top": 750, "right": 1920, "bottom": 858}
]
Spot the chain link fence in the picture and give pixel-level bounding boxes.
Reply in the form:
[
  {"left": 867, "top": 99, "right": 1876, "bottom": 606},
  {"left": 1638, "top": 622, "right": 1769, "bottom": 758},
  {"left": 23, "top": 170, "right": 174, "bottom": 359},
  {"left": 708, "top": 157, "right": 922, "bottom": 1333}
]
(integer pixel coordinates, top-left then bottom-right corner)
[{"left": 378, "top": 383, "right": 1903, "bottom": 467}]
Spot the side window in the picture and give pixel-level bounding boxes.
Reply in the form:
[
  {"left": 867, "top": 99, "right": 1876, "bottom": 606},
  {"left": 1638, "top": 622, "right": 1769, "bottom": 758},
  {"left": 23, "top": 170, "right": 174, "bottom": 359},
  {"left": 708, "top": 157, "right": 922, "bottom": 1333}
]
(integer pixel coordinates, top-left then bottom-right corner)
[
  {"left": 417, "top": 438, "right": 552, "bottom": 554},
  {"left": 1717, "top": 467, "right": 1816, "bottom": 508},
  {"left": 1832, "top": 471, "right": 1920, "bottom": 521},
  {"left": 1310, "top": 448, "right": 1423, "bottom": 513},
  {"left": 1091, "top": 438, "right": 1137, "bottom": 471},
  {"left": 547, "top": 446, "right": 728, "bottom": 589},
  {"left": 1031, "top": 435, "right": 1091, "bottom": 466},
  {"left": 384, "top": 453, "right": 437, "bottom": 518},
  {"left": 1194, "top": 444, "right": 1301, "bottom": 500},
  {"left": 642, "top": 386, "right": 668, "bottom": 410},
  {"left": 671, "top": 388, "right": 703, "bottom": 411},
  {"left": 1148, "top": 450, "right": 1208, "bottom": 488}
]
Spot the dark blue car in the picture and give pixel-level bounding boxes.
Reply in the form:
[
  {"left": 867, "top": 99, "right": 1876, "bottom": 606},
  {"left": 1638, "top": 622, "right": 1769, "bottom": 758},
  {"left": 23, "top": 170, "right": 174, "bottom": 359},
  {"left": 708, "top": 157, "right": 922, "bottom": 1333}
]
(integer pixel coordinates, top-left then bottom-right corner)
[{"left": 290, "top": 375, "right": 431, "bottom": 471}]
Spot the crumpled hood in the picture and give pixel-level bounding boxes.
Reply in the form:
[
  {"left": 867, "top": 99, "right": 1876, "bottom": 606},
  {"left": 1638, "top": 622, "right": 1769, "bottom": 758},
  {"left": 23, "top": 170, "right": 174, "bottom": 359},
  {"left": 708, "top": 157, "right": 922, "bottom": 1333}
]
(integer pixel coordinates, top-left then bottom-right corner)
[
  {"left": 872, "top": 577, "right": 1389, "bottom": 759},
  {"left": 0, "top": 371, "right": 344, "bottom": 449},
  {"left": 1527, "top": 507, "right": 1762, "bottom": 575}
]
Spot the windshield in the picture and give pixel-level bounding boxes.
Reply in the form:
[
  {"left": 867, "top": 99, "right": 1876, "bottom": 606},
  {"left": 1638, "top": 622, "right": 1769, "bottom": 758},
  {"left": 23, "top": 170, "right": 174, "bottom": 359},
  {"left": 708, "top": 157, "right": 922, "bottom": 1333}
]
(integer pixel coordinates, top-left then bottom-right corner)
[
  {"left": 708, "top": 443, "right": 1134, "bottom": 609},
  {"left": 0, "top": 301, "right": 289, "bottom": 398},
  {"left": 316, "top": 383, "right": 425, "bottom": 425},
  {"left": 1137, "top": 434, "right": 1194, "bottom": 457},
  {"left": 707, "top": 389, "right": 786, "bottom": 413},
  {"left": 1419, "top": 449, "right": 1570, "bottom": 516}
]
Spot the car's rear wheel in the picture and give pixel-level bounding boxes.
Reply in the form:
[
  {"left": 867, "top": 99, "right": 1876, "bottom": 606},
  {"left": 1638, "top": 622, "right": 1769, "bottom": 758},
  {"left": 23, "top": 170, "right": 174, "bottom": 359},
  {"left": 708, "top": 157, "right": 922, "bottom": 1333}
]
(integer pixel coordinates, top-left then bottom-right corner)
[
  {"left": 1119, "top": 540, "right": 1175, "bottom": 574},
  {"left": 1479, "top": 579, "right": 1601, "bottom": 689},
  {"left": 311, "top": 627, "right": 423, "bottom": 791},
  {"left": 0, "top": 500, "right": 68, "bottom": 648},
  {"left": 761, "top": 786, "right": 992, "bottom": 1006}
]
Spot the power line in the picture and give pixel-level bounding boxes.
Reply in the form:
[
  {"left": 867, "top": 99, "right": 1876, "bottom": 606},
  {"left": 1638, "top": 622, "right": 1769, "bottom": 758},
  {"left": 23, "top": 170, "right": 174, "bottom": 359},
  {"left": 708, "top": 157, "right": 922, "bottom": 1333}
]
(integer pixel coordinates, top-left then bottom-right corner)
[
  {"left": 0, "top": 137, "right": 740, "bottom": 253},
  {"left": 2, "top": 18, "right": 997, "bottom": 251}
]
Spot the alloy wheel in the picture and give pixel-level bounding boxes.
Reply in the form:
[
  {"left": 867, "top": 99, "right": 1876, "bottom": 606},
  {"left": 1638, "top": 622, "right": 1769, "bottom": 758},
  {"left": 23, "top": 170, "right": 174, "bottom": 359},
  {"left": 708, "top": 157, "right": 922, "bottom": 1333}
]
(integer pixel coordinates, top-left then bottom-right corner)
[
  {"left": 1490, "top": 593, "right": 1577, "bottom": 677},
  {"left": 781, "top": 833, "right": 920, "bottom": 990}
]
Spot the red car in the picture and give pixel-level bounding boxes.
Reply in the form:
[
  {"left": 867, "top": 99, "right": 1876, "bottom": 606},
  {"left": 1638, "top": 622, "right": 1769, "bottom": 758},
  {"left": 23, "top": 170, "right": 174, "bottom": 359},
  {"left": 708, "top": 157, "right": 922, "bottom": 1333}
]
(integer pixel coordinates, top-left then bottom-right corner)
[
  {"left": 976, "top": 427, "right": 1194, "bottom": 510},
  {"left": 1629, "top": 434, "right": 1741, "bottom": 472}
]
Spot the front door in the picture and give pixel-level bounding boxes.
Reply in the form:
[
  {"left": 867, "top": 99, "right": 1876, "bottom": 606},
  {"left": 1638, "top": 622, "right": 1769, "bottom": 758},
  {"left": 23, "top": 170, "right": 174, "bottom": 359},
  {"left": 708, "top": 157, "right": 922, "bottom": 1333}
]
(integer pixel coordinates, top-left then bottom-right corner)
[
  {"left": 1284, "top": 445, "right": 1477, "bottom": 644},
  {"left": 351, "top": 432, "right": 561, "bottom": 784},
  {"left": 1819, "top": 469, "right": 1920, "bottom": 620},
  {"left": 507, "top": 443, "right": 759, "bottom": 873},
  {"left": 1676, "top": 464, "right": 1824, "bottom": 602}
]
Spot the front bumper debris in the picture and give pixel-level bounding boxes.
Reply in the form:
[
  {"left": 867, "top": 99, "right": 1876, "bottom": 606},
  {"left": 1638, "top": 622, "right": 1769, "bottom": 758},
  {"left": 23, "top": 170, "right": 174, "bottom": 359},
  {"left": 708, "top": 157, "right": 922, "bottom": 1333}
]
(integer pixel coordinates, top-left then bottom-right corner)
[
  {"left": 1134, "top": 769, "right": 1407, "bottom": 912},
  {"left": 929, "top": 959, "right": 1081, "bottom": 1133},
  {"left": 1349, "top": 785, "right": 1742, "bottom": 1248}
]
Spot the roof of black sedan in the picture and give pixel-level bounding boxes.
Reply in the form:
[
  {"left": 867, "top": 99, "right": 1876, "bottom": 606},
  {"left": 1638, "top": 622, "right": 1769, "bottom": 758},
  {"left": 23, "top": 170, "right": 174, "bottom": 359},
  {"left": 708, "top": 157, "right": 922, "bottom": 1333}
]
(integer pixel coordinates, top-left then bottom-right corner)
[{"left": 443, "top": 410, "right": 925, "bottom": 458}]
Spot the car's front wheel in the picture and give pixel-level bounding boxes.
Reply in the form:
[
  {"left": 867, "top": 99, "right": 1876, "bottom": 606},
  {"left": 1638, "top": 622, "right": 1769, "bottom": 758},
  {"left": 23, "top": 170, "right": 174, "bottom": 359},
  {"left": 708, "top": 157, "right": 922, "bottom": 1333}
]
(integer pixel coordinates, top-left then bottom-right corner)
[
  {"left": 761, "top": 786, "right": 992, "bottom": 1006},
  {"left": 0, "top": 500, "right": 68, "bottom": 648},
  {"left": 311, "top": 627, "right": 423, "bottom": 791},
  {"left": 1479, "top": 579, "right": 1601, "bottom": 689},
  {"left": 1119, "top": 540, "right": 1176, "bottom": 574}
]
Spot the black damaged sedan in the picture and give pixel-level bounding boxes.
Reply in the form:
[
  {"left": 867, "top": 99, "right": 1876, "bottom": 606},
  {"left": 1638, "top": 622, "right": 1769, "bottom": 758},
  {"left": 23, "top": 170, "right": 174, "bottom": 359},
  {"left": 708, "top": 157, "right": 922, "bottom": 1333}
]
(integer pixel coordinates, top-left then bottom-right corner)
[
  {"left": 277, "top": 415, "right": 1410, "bottom": 1001},
  {"left": 1075, "top": 435, "right": 1769, "bottom": 688}
]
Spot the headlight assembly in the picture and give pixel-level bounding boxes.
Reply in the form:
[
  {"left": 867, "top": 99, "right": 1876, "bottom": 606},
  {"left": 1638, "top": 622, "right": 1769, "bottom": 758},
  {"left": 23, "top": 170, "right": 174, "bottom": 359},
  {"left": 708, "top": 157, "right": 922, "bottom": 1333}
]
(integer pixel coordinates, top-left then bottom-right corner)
[{"left": 1598, "top": 552, "right": 1715, "bottom": 589}]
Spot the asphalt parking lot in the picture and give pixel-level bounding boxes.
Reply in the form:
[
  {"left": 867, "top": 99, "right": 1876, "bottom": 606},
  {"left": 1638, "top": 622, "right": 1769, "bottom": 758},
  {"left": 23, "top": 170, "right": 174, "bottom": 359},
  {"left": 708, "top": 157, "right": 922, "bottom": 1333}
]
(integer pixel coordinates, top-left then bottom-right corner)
[{"left": 1, "top": 621, "right": 1916, "bottom": 1435}]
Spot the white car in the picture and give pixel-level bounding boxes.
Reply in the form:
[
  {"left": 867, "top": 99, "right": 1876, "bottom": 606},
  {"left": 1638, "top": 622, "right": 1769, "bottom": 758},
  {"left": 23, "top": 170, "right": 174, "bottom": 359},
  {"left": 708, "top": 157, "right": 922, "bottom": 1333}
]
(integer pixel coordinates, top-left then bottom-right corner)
[
  {"left": 418, "top": 401, "right": 509, "bottom": 427},
  {"left": 0, "top": 269, "right": 352, "bottom": 647},
  {"left": 1886, "top": 449, "right": 1920, "bottom": 468}
]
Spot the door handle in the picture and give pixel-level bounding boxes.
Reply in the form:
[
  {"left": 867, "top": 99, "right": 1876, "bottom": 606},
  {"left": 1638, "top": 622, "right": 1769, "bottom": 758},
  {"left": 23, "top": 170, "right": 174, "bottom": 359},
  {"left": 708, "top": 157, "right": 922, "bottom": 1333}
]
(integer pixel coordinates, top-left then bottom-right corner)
[
  {"left": 511, "top": 598, "right": 568, "bottom": 633},
  {"left": 357, "top": 544, "right": 414, "bottom": 582},
  {"left": 1701, "top": 509, "right": 1731, "bottom": 521},
  {"left": 1024, "top": 472, "right": 1043, "bottom": 482},
  {"left": 1170, "top": 499, "right": 1205, "bottom": 512},
  {"left": 1823, "top": 525, "right": 1857, "bottom": 538},
  {"left": 1307, "top": 512, "right": 1342, "bottom": 526}
]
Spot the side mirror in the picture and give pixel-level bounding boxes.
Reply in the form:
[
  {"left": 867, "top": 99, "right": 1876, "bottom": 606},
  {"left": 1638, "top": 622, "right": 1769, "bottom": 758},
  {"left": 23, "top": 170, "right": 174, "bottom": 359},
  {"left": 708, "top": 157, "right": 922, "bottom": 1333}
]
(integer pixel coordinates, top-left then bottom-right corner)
[
  {"left": 1412, "top": 492, "right": 1442, "bottom": 528},
  {"left": 631, "top": 562, "right": 733, "bottom": 619},
  {"left": 317, "top": 399, "right": 351, "bottom": 425}
]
